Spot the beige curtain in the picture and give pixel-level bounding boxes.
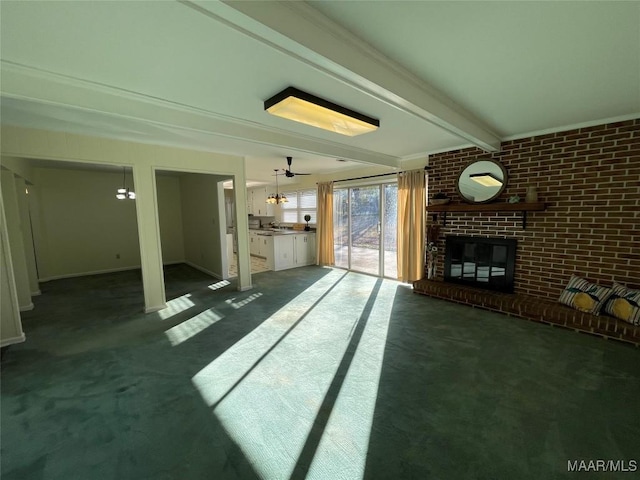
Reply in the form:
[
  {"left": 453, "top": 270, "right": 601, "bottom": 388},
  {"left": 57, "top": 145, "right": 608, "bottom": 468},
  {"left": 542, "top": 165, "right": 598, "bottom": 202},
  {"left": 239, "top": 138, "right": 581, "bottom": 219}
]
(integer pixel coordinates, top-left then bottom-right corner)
[
  {"left": 397, "top": 169, "right": 426, "bottom": 283},
  {"left": 316, "top": 181, "right": 335, "bottom": 266}
]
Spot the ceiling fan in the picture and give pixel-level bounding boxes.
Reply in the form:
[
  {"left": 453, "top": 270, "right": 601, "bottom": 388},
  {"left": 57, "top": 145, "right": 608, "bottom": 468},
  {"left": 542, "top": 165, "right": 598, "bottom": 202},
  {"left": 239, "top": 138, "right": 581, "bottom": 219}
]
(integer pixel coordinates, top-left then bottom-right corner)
[{"left": 283, "top": 156, "right": 311, "bottom": 178}]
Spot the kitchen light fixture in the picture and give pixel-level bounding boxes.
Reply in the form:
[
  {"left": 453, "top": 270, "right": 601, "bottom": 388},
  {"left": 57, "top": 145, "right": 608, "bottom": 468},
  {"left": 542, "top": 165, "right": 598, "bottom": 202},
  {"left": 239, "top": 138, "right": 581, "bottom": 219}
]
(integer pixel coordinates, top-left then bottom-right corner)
[
  {"left": 266, "top": 169, "right": 288, "bottom": 204},
  {"left": 469, "top": 172, "right": 503, "bottom": 187},
  {"left": 116, "top": 167, "right": 136, "bottom": 200},
  {"left": 264, "top": 87, "right": 379, "bottom": 137}
]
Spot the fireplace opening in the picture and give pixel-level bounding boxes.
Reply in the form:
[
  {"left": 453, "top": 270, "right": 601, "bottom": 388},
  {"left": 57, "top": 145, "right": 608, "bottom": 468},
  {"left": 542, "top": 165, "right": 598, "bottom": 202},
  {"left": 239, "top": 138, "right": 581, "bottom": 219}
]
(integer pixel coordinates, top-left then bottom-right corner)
[{"left": 444, "top": 236, "right": 517, "bottom": 293}]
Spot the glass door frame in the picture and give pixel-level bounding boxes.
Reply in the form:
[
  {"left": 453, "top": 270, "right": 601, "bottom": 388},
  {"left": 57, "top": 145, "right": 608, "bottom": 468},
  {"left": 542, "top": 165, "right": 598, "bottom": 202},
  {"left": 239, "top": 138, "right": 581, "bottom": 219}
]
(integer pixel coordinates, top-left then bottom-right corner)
[{"left": 333, "top": 179, "right": 397, "bottom": 279}]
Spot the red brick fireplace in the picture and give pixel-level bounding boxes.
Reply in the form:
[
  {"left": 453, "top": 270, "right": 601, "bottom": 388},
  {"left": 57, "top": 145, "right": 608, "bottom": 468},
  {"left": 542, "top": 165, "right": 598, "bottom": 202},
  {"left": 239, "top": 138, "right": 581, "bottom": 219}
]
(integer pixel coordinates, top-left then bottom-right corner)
[{"left": 426, "top": 118, "right": 640, "bottom": 300}]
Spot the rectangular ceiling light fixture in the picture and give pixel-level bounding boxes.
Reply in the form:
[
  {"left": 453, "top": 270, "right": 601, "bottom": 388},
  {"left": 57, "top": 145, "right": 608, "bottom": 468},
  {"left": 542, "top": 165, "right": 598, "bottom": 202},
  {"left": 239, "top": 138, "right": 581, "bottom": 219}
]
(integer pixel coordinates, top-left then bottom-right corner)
[
  {"left": 264, "top": 87, "right": 379, "bottom": 137},
  {"left": 469, "top": 172, "right": 503, "bottom": 187}
]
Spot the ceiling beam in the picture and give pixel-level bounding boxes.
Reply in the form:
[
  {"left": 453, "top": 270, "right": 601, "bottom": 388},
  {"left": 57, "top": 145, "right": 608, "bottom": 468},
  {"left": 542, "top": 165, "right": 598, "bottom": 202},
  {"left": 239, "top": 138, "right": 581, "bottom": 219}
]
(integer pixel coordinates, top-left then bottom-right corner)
[
  {"left": 0, "top": 61, "right": 399, "bottom": 168},
  {"left": 185, "top": 0, "right": 501, "bottom": 152}
]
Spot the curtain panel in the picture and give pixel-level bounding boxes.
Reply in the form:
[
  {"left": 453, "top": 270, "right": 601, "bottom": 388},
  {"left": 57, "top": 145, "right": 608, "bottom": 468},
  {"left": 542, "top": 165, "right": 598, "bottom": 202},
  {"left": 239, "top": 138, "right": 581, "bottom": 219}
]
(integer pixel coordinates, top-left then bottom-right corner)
[
  {"left": 316, "top": 181, "right": 335, "bottom": 266},
  {"left": 397, "top": 169, "right": 426, "bottom": 283}
]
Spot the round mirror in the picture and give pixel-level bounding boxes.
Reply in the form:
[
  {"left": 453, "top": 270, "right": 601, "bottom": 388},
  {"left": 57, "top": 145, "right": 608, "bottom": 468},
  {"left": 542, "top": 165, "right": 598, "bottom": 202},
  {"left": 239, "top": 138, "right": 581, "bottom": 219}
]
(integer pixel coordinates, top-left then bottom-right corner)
[{"left": 456, "top": 159, "right": 507, "bottom": 203}]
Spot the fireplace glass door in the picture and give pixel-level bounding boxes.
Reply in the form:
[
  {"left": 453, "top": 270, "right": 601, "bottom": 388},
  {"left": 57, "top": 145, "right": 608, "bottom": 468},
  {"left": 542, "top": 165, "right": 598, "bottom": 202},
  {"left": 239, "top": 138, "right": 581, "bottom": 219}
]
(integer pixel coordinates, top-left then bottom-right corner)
[{"left": 445, "top": 236, "right": 517, "bottom": 292}]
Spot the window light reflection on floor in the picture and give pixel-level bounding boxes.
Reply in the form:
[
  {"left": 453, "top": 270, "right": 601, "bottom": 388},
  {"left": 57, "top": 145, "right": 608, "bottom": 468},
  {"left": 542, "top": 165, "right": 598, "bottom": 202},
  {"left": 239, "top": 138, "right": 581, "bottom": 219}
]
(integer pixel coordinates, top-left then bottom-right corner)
[
  {"left": 225, "top": 292, "right": 263, "bottom": 309},
  {"left": 164, "top": 308, "right": 224, "bottom": 346},
  {"left": 306, "top": 279, "right": 395, "bottom": 479},
  {"left": 208, "top": 280, "right": 231, "bottom": 291},
  {"left": 191, "top": 271, "right": 394, "bottom": 479},
  {"left": 158, "top": 293, "right": 195, "bottom": 320},
  {"left": 192, "top": 269, "right": 348, "bottom": 406}
]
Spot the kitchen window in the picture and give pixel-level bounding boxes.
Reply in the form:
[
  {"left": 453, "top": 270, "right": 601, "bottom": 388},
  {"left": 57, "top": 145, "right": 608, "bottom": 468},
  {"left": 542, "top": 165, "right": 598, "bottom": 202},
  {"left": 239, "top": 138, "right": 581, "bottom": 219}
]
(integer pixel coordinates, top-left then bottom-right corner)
[{"left": 280, "top": 189, "right": 317, "bottom": 224}]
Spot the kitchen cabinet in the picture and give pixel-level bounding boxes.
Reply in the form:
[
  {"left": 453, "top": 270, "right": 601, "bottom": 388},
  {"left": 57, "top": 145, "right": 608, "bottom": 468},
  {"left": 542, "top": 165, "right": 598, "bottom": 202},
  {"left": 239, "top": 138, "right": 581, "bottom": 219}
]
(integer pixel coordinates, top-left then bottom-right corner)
[
  {"left": 271, "top": 235, "right": 295, "bottom": 271},
  {"left": 249, "top": 231, "right": 260, "bottom": 256},
  {"left": 270, "top": 233, "right": 316, "bottom": 271},
  {"left": 250, "top": 231, "right": 274, "bottom": 261},
  {"left": 246, "top": 190, "right": 253, "bottom": 215},
  {"left": 263, "top": 199, "right": 275, "bottom": 217},
  {"left": 292, "top": 234, "right": 312, "bottom": 265},
  {"left": 247, "top": 187, "right": 275, "bottom": 216},
  {"left": 305, "top": 233, "right": 317, "bottom": 265},
  {"left": 261, "top": 235, "right": 273, "bottom": 264}
]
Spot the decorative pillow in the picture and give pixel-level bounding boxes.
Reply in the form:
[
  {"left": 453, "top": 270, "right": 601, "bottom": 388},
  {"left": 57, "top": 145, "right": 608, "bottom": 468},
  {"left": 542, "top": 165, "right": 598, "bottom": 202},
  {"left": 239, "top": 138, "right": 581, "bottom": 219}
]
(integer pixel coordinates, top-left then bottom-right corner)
[
  {"left": 602, "top": 282, "right": 640, "bottom": 326},
  {"left": 558, "top": 275, "right": 613, "bottom": 315}
]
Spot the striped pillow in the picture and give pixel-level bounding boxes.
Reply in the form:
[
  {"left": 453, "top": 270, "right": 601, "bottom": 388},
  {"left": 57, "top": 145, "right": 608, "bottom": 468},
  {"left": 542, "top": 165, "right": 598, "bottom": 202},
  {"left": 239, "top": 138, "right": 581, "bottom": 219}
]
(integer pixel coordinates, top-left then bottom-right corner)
[
  {"left": 558, "top": 275, "right": 613, "bottom": 315},
  {"left": 603, "top": 282, "right": 640, "bottom": 326}
]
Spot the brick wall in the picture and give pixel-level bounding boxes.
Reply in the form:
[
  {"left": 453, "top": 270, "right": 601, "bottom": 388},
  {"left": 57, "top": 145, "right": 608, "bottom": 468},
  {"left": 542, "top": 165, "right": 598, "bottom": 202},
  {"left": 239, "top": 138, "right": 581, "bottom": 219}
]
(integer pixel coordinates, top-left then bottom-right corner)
[{"left": 427, "top": 118, "right": 640, "bottom": 299}]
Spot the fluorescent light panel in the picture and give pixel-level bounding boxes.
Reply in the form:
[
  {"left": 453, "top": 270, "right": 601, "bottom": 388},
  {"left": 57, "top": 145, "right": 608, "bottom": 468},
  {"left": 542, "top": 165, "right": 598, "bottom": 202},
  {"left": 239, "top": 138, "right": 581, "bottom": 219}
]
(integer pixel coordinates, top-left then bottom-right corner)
[
  {"left": 264, "top": 87, "right": 379, "bottom": 137},
  {"left": 469, "top": 172, "right": 503, "bottom": 187}
]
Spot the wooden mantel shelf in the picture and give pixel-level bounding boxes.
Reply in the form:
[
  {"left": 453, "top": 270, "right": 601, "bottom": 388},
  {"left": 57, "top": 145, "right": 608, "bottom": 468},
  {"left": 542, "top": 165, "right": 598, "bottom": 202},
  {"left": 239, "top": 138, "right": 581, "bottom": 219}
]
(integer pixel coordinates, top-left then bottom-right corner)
[{"left": 427, "top": 202, "right": 546, "bottom": 228}]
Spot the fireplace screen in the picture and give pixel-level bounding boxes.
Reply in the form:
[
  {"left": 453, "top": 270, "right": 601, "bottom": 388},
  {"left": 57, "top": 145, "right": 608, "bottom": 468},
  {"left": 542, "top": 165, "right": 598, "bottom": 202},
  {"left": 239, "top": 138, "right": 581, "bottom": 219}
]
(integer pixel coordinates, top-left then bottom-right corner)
[{"left": 444, "top": 236, "right": 517, "bottom": 293}]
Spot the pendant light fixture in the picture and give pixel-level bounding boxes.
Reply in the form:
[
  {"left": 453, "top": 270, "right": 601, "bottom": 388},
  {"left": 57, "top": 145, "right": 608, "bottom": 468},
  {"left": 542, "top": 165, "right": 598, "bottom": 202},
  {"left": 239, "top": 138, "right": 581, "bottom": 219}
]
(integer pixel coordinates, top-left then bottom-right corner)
[
  {"left": 266, "top": 169, "right": 288, "bottom": 204},
  {"left": 116, "top": 167, "right": 136, "bottom": 200}
]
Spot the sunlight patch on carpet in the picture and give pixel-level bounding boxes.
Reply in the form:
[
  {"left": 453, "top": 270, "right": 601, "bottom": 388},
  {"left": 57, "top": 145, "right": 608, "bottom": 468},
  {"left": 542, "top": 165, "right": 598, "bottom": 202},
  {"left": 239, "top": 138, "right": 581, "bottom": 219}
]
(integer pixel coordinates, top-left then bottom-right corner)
[
  {"left": 191, "top": 271, "right": 395, "bottom": 479},
  {"left": 158, "top": 293, "right": 194, "bottom": 320},
  {"left": 225, "top": 292, "right": 263, "bottom": 309},
  {"left": 306, "top": 279, "right": 395, "bottom": 479},
  {"left": 164, "top": 308, "right": 224, "bottom": 346},
  {"left": 208, "top": 280, "right": 231, "bottom": 291}
]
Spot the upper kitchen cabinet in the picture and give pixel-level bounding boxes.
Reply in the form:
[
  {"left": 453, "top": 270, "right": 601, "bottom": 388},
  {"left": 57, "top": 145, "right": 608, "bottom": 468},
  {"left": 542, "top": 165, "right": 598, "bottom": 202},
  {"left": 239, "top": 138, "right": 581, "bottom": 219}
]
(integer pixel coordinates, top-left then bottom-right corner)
[
  {"left": 248, "top": 187, "right": 274, "bottom": 216},
  {"left": 246, "top": 188, "right": 253, "bottom": 215}
]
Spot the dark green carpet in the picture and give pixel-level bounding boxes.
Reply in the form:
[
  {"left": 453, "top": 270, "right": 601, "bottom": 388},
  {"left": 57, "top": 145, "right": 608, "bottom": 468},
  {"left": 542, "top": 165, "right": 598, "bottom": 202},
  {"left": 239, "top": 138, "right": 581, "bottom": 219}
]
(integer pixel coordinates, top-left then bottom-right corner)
[{"left": 2, "top": 264, "right": 638, "bottom": 479}]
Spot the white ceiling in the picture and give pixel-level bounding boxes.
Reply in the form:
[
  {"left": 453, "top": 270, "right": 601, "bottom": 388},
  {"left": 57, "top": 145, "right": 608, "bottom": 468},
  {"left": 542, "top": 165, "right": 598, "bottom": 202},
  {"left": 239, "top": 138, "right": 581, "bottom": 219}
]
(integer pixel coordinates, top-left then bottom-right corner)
[{"left": 1, "top": 1, "right": 638, "bottom": 185}]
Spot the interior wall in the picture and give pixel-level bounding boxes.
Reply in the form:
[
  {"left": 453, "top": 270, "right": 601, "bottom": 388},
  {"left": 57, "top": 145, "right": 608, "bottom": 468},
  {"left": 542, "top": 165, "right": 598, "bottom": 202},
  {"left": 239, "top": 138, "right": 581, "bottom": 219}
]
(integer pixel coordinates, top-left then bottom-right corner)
[
  {"left": 32, "top": 167, "right": 186, "bottom": 280},
  {"left": 427, "top": 118, "right": 640, "bottom": 299},
  {"left": 16, "top": 177, "right": 40, "bottom": 294},
  {"left": 33, "top": 167, "right": 141, "bottom": 280},
  {"left": 156, "top": 174, "right": 185, "bottom": 264},
  {"left": 180, "top": 173, "right": 224, "bottom": 277},
  {"left": 0, "top": 191, "right": 25, "bottom": 346},
  {"left": 1, "top": 170, "right": 33, "bottom": 309},
  {"left": 1, "top": 125, "right": 252, "bottom": 304}
]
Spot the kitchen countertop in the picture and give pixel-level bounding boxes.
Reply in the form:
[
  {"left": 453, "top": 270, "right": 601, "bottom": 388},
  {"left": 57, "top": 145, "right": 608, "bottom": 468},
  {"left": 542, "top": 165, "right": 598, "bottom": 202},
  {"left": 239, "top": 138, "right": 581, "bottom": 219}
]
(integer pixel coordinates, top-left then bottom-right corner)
[{"left": 250, "top": 228, "right": 316, "bottom": 236}]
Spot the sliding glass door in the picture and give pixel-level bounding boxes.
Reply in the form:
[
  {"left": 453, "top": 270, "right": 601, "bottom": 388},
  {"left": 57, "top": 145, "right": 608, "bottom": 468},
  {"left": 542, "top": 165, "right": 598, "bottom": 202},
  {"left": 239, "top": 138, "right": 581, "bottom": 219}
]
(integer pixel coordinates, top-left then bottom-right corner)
[
  {"left": 333, "top": 182, "right": 397, "bottom": 278},
  {"left": 333, "top": 188, "right": 349, "bottom": 269},
  {"left": 383, "top": 183, "right": 398, "bottom": 277},
  {"left": 350, "top": 185, "right": 380, "bottom": 275}
]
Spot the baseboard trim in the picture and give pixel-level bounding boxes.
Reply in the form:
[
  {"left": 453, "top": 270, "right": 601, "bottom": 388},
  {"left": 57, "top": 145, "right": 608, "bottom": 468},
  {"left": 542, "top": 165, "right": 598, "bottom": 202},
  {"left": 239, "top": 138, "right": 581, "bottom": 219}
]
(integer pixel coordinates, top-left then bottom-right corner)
[
  {"left": 145, "top": 304, "right": 167, "bottom": 314},
  {"left": 238, "top": 285, "right": 254, "bottom": 292},
  {"left": 184, "top": 261, "right": 223, "bottom": 280},
  {"left": 19, "top": 302, "right": 34, "bottom": 312},
  {"left": 1, "top": 333, "right": 26, "bottom": 347},
  {"left": 39, "top": 266, "right": 141, "bottom": 282},
  {"left": 31, "top": 289, "right": 42, "bottom": 296},
  {"left": 38, "top": 261, "right": 188, "bottom": 282}
]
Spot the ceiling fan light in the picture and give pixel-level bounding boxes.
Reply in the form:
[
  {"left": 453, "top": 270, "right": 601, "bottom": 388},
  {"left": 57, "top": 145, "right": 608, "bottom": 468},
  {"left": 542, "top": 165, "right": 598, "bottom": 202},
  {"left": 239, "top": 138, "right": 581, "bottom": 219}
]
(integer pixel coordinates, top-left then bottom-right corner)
[
  {"left": 127, "top": 191, "right": 136, "bottom": 199},
  {"left": 117, "top": 188, "right": 127, "bottom": 194},
  {"left": 265, "top": 87, "right": 379, "bottom": 137},
  {"left": 116, "top": 193, "right": 126, "bottom": 200},
  {"left": 469, "top": 172, "right": 503, "bottom": 187}
]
